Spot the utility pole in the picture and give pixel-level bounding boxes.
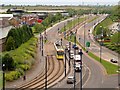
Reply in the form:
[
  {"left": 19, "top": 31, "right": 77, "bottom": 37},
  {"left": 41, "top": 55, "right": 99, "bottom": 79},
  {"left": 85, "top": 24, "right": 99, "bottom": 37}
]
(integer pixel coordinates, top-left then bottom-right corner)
[
  {"left": 84, "top": 21, "right": 86, "bottom": 48},
  {"left": 100, "top": 26, "right": 103, "bottom": 63},
  {"left": 45, "top": 56, "right": 47, "bottom": 90},
  {"left": 79, "top": 49, "right": 83, "bottom": 90}
]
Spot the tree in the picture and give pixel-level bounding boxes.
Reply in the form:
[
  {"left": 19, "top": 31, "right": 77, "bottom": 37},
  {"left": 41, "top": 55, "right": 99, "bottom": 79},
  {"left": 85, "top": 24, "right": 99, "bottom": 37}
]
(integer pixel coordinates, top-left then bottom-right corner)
[
  {"left": 5, "top": 36, "right": 15, "bottom": 51},
  {"left": 111, "top": 32, "right": 120, "bottom": 45},
  {"left": 2, "top": 53, "right": 16, "bottom": 71}
]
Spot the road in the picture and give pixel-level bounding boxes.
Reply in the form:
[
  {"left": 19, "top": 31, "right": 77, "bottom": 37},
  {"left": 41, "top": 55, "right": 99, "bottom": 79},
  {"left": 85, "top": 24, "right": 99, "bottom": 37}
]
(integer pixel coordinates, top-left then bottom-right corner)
[
  {"left": 76, "top": 14, "right": 118, "bottom": 88},
  {"left": 46, "top": 14, "right": 118, "bottom": 88},
  {"left": 5, "top": 14, "right": 118, "bottom": 89}
]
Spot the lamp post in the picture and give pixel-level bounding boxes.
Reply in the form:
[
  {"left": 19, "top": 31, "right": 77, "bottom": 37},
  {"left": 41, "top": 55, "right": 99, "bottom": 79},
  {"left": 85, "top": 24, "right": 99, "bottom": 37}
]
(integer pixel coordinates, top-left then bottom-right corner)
[
  {"left": 78, "top": 49, "right": 83, "bottom": 90},
  {"left": 68, "top": 42, "right": 71, "bottom": 67},
  {"left": 2, "top": 64, "right": 5, "bottom": 90},
  {"left": 64, "top": 48, "right": 67, "bottom": 77},
  {"left": 84, "top": 22, "right": 86, "bottom": 48},
  {"left": 100, "top": 26, "right": 103, "bottom": 63},
  {"left": 41, "top": 35, "right": 44, "bottom": 56},
  {"left": 40, "top": 33, "right": 42, "bottom": 51},
  {"left": 45, "top": 56, "right": 47, "bottom": 90},
  {"left": 73, "top": 32, "right": 76, "bottom": 90}
]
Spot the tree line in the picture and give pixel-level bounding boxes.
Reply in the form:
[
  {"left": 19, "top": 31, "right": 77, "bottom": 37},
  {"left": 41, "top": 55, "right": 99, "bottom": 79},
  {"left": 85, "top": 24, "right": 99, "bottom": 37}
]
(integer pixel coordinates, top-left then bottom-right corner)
[
  {"left": 5, "top": 25, "right": 33, "bottom": 51},
  {"left": 34, "top": 13, "right": 63, "bottom": 33}
]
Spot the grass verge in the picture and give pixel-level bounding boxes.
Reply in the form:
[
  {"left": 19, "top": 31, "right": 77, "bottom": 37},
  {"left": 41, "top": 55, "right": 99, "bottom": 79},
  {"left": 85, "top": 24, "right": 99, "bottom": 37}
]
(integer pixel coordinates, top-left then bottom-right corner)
[{"left": 1, "top": 37, "right": 38, "bottom": 81}]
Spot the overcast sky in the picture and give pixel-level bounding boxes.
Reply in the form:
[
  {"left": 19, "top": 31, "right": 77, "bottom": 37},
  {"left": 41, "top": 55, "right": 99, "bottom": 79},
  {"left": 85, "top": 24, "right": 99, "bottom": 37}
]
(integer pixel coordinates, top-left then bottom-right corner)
[{"left": 1, "top": 0, "right": 120, "bottom": 5}]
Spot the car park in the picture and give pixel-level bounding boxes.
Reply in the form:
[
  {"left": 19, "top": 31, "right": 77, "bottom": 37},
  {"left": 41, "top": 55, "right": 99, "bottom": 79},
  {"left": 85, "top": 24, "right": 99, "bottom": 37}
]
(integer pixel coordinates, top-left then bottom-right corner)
[
  {"left": 67, "top": 76, "right": 74, "bottom": 84},
  {"left": 110, "top": 58, "right": 118, "bottom": 63}
]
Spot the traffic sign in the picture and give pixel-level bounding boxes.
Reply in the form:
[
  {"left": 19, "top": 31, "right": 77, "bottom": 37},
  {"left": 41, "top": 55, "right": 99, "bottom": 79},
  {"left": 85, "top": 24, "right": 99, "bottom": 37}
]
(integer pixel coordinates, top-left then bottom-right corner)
[{"left": 86, "top": 42, "right": 90, "bottom": 47}]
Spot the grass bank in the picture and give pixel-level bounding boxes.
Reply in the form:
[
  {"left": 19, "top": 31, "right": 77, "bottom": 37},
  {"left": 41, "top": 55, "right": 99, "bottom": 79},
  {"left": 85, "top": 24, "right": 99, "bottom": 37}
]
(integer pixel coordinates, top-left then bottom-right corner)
[
  {"left": 1, "top": 37, "right": 38, "bottom": 81},
  {"left": 93, "top": 16, "right": 113, "bottom": 35}
]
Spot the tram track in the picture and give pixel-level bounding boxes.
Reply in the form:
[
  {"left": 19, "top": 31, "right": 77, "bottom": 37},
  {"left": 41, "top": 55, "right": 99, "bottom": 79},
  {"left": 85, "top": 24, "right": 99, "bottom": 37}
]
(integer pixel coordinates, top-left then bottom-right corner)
[{"left": 17, "top": 55, "right": 64, "bottom": 89}]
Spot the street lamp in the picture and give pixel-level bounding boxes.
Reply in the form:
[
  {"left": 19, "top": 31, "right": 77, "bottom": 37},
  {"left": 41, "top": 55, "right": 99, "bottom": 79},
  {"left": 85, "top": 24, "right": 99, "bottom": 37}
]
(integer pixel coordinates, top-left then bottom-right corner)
[
  {"left": 64, "top": 48, "right": 67, "bottom": 77},
  {"left": 78, "top": 49, "right": 83, "bottom": 90},
  {"left": 45, "top": 56, "right": 48, "bottom": 90},
  {"left": 41, "top": 35, "right": 44, "bottom": 56},
  {"left": 73, "top": 32, "right": 76, "bottom": 90},
  {"left": 99, "top": 26, "right": 103, "bottom": 63},
  {"left": 40, "top": 33, "right": 42, "bottom": 51},
  {"left": 2, "top": 64, "right": 5, "bottom": 90},
  {"left": 84, "top": 22, "right": 86, "bottom": 48}
]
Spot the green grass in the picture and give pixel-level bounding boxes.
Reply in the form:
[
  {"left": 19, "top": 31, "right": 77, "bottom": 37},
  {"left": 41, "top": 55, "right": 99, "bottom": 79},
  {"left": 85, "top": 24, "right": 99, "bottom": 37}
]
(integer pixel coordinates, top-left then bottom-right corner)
[
  {"left": 88, "top": 52, "right": 118, "bottom": 74},
  {"left": 93, "top": 16, "right": 113, "bottom": 35},
  {"left": 0, "top": 71, "right": 2, "bottom": 89}
]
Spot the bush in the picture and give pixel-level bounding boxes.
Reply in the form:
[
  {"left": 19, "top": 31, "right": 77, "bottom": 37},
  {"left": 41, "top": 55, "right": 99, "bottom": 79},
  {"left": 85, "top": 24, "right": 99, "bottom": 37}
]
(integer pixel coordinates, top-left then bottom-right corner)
[{"left": 5, "top": 70, "right": 21, "bottom": 81}]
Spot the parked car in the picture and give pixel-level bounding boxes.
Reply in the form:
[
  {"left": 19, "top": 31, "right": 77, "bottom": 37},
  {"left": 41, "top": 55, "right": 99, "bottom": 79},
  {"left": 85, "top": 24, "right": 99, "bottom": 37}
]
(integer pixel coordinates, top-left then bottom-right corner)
[
  {"left": 67, "top": 76, "right": 74, "bottom": 84},
  {"left": 110, "top": 58, "right": 118, "bottom": 63}
]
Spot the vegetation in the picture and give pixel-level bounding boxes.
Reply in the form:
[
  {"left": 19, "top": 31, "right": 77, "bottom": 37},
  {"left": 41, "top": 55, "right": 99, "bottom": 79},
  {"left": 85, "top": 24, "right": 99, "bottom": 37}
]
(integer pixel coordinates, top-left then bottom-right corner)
[
  {"left": 1, "top": 37, "right": 38, "bottom": 81},
  {"left": 93, "top": 5, "right": 120, "bottom": 54},
  {"left": 0, "top": 71, "right": 2, "bottom": 89},
  {"left": 5, "top": 25, "right": 33, "bottom": 51},
  {"left": 93, "top": 16, "right": 113, "bottom": 36},
  {"left": 33, "top": 13, "right": 63, "bottom": 33},
  {"left": 88, "top": 52, "right": 118, "bottom": 74}
]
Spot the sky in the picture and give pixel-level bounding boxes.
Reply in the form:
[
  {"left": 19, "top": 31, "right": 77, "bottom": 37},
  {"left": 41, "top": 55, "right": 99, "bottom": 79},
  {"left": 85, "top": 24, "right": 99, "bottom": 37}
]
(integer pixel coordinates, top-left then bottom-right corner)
[{"left": 1, "top": 0, "right": 120, "bottom": 5}]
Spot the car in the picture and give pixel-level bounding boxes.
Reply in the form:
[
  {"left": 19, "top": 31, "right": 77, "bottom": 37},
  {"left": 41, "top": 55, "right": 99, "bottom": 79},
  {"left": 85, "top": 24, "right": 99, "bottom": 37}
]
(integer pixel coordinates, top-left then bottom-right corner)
[
  {"left": 110, "top": 58, "right": 118, "bottom": 63},
  {"left": 66, "top": 44, "right": 70, "bottom": 50},
  {"left": 70, "top": 50, "right": 74, "bottom": 59},
  {"left": 75, "top": 63, "right": 81, "bottom": 72},
  {"left": 67, "top": 76, "right": 74, "bottom": 84},
  {"left": 72, "top": 44, "right": 79, "bottom": 50}
]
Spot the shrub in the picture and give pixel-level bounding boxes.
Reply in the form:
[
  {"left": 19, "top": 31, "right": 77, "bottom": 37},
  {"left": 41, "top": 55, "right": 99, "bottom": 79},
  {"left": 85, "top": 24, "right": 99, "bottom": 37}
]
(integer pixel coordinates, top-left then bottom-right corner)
[{"left": 5, "top": 70, "right": 21, "bottom": 81}]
